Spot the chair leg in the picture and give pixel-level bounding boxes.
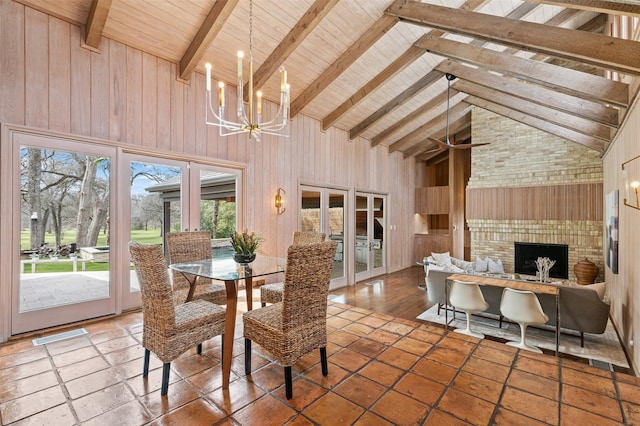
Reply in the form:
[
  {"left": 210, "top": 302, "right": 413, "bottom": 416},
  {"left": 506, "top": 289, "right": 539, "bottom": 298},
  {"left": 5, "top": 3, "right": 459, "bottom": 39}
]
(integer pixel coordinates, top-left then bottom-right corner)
[
  {"left": 284, "top": 366, "right": 293, "bottom": 399},
  {"left": 143, "top": 349, "right": 150, "bottom": 377},
  {"left": 197, "top": 343, "right": 202, "bottom": 355},
  {"left": 499, "top": 315, "right": 503, "bottom": 329},
  {"left": 244, "top": 338, "right": 252, "bottom": 375},
  {"left": 519, "top": 323, "right": 527, "bottom": 347},
  {"left": 161, "top": 362, "right": 171, "bottom": 396},
  {"left": 581, "top": 332, "right": 584, "bottom": 348},
  {"left": 320, "top": 347, "right": 328, "bottom": 376},
  {"left": 221, "top": 334, "right": 224, "bottom": 364},
  {"left": 261, "top": 302, "right": 266, "bottom": 307},
  {"left": 437, "top": 303, "right": 441, "bottom": 315}
]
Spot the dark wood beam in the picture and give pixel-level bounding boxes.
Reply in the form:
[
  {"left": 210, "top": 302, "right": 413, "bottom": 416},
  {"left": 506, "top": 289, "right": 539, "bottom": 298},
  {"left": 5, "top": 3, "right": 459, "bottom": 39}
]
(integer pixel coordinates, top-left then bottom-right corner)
[
  {"left": 179, "top": 0, "right": 239, "bottom": 81},
  {"left": 463, "top": 97, "right": 606, "bottom": 151},
  {"left": 386, "top": 1, "right": 640, "bottom": 74},
  {"left": 525, "top": 0, "right": 640, "bottom": 17},
  {"left": 245, "top": 0, "right": 339, "bottom": 98},
  {"left": 84, "top": 0, "right": 112, "bottom": 49},
  {"left": 290, "top": 15, "right": 397, "bottom": 118},
  {"left": 416, "top": 36, "right": 630, "bottom": 107}
]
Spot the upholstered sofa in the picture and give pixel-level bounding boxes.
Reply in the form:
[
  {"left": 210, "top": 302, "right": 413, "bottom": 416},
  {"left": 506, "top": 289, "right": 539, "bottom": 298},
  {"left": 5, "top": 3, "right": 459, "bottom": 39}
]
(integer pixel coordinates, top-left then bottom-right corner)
[{"left": 424, "top": 268, "right": 610, "bottom": 347}]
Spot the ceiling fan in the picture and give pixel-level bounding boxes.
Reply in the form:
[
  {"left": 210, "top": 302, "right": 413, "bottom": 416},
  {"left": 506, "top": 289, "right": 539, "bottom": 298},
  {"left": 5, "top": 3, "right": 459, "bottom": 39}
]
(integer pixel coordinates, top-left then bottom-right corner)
[{"left": 424, "top": 73, "right": 489, "bottom": 153}]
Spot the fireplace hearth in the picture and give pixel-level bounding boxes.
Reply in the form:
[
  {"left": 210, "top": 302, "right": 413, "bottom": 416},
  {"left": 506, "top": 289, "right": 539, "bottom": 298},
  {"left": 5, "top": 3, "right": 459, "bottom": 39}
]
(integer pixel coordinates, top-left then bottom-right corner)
[{"left": 514, "top": 242, "right": 569, "bottom": 279}]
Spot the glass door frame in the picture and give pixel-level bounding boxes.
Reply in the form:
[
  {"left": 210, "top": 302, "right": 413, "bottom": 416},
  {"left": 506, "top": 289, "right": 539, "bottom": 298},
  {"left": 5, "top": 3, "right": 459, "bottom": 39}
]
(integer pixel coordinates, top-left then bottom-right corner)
[{"left": 354, "top": 192, "right": 387, "bottom": 282}]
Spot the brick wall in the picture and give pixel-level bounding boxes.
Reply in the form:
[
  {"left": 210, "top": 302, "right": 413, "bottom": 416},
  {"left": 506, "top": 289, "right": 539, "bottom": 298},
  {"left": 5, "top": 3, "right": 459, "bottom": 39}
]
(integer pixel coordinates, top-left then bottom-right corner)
[{"left": 468, "top": 108, "right": 604, "bottom": 282}]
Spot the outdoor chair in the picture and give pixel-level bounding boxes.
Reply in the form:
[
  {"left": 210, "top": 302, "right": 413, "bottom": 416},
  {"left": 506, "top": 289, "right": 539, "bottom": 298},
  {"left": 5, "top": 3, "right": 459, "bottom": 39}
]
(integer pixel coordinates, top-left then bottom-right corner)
[
  {"left": 260, "top": 231, "right": 326, "bottom": 306},
  {"left": 129, "top": 242, "right": 225, "bottom": 396},
  {"left": 166, "top": 231, "right": 227, "bottom": 305},
  {"left": 244, "top": 241, "right": 337, "bottom": 399}
]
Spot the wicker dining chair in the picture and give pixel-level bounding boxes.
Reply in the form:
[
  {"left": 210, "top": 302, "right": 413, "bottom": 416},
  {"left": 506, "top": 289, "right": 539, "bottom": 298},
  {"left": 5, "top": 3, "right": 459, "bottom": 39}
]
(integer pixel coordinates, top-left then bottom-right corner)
[
  {"left": 260, "top": 231, "right": 326, "bottom": 307},
  {"left": 244, "top": 240, "right": 337, "bottom": 399},
  {"left": 166, "top": 231, "right": 227, "bottom": 305},
  {"left": 129, "top": 242, "right": 225, "bottom": 396}
]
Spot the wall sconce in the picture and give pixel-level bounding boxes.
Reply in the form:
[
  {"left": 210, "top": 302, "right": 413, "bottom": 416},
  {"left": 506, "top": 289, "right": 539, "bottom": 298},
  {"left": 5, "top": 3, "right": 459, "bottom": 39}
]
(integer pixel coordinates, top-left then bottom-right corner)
[
  {"left": 622, "top": 154, "right": 640, "bottom": 210},
  {"left": 275, "top": 187, "right": 286, "bottom": 215}
]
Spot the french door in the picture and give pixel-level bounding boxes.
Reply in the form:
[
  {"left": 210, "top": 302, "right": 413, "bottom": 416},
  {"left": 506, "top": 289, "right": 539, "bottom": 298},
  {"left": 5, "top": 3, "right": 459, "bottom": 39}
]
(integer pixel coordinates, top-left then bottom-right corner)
[
  {"left": 300, "top": 185, "right": 348, "bottom": 289},
  {"left": 354, "top": 192, "right": 386, "bottom": 282}
]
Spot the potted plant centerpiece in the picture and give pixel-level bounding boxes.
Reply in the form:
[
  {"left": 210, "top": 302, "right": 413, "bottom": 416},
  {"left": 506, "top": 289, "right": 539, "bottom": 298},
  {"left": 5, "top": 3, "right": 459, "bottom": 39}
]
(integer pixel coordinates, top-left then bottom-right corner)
[{"left": 230, "top": 229, "right": 263, "bottom": 264}]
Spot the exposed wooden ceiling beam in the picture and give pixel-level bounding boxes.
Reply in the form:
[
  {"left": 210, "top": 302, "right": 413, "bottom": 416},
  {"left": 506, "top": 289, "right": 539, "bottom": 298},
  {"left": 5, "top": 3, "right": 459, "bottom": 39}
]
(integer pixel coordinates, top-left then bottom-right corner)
[
  {"left": 454, "top": 79, "right": 612, "bottom": 140},
  {"left": 463, "top": 97, "right": 606, "bottom": 151},
  {"left": 290, "top": 15, "right": 397, "bottom": 118},
  {"left": 421, "top": 149, "right": 449, "bottom": 165},
  {"left": 321, "top": 0, "right": 489, "bottom": 131},
  {"left": 84, "top": 0, "right": 112, "bottom": 49},
  {"left": 435, "top": 60, "right": 620, "bottom": 127},
  {"left": 525, "top": 0, "right": 640, "bottom": 17},
  {"left": 179, "top": 0, "right": 239, "bottom": 81},
  {"left": 416, "top": 36, "right": 630, "bottom": 107},
  {"left": 245, "top": 0, "right": 339, "bottom": 99},
  {"left": 388, "top": 101, "right": 470, "bottom": 152},
  {"left": 386, "top": 1, "right": 640, "bottom": 75},
  {"left": 370, "top": 89, "right": 456, "bottom": 147},
  {"left": 350, "top": 70, "right": 443, "bottom": 140},
  {"left": 403, "top": 113, "right": 471, "bottom": 158}
]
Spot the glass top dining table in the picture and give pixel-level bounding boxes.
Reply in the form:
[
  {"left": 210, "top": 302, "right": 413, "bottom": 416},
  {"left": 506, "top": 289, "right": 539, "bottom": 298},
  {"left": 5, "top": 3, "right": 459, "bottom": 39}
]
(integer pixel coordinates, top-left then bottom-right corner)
[{"left": 169, "top": 254, "right": 285, "bottom": 389}]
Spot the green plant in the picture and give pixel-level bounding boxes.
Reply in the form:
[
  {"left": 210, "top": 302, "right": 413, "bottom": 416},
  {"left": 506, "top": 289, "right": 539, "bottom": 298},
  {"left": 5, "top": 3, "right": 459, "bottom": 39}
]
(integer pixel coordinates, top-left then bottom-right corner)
[{"left": 230, "top": 229, "right": 263, "bottom": 254}]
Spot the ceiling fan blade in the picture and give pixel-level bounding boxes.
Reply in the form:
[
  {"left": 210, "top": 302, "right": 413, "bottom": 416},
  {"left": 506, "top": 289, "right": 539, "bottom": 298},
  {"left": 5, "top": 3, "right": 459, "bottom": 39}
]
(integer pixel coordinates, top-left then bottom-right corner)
[
  {"left": 427, "top": 137, "right": 450, "bottom": 149},
  {"left": 449, "top": 142, "right": 491, "bottom": 149}
]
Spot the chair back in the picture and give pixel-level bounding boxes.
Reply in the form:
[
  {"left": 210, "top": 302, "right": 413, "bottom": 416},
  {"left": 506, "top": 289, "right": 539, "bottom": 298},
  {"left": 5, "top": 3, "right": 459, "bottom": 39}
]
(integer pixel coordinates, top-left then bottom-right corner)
[
  {"left": 449, "top": 280, "right": 487, "bottom": 311},
  {"left": 129, "top": 243, "right": 176, "bottom": 332},
  {"left": 292, "top": 231, "right": 326, "bottom": 245},
  {"left": 281, "top": 241, "right": 337, "bottom": 332},
  {"left": 500, "top": 288, "right": 548, "bottom": 324},
  {"left": 166, "top": 231, "right": 212, "bottom": 291}
]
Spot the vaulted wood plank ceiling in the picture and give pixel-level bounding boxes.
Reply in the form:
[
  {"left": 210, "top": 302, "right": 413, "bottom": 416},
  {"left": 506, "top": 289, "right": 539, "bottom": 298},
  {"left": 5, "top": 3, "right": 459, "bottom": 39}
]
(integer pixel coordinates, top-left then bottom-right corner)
[{"left": 15, "top": 0, "right": 640, "bottom": 159}]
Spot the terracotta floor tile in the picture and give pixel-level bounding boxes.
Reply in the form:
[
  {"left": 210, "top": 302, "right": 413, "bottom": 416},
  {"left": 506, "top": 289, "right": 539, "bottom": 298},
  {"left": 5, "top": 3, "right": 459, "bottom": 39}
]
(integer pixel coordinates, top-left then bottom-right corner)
[
  {"left": 44, "top": 336, "right": 92, "bottom": 356},
  {"left": 437, "top": 335, "right": 478, "bottom": 355},
  {"left": 350, "top": 306, "right": 374, "bottom": 315},
  {"left": 452, "top": 371, "right": 504, "bottom": 404},
  {"left": 140, "top": 379, "right": 200, "bottom": 418},
  {"left": 514, "top": 351, "right": 560, "bottom": 380},
  {"left": 126, "top": 365, "right": 182, "bottom": 396},
  {"left": 394, "top": 372, "right": 445, "bottom": 406},
  {"left": 343, "top": 322, "right": 375, "bottom": 336},
  {"left": 408, "top": 328, "right": 445, "bottom": 345},
  {"left": 348, "top": 338, "right": 387, "bottom": 358},
  {"left": 427, "top": 346, "right": 469, "bottom": 369},
  {"left": 463, "top": 357, "right": 511, "bottom": 382},
  {"left": 380, "top": 321, "right": 416, "bottom": 336},
  {"left": 492, "top": 407, "right": 548, "bottom": 426},
  {"left": 328, "top": 330, "right": 361, "bottom": 347},
  {"left": 0, "top": 339, "right": 34, "bottom": 358},
  {"left": 0, "top": 370, "right": 58, "bottom": 403},
  {"left": 329, "top": 348, "right": 371, "bottom": 372},
  {"left": 371, "top": 389, "right": 429, "bottom": 425},
  {"left": 171, "top": 352, "right": 220, "bottom": 379},
  {"left": 103, "top": 345, "right": 145, "bottom": 367},
  {"left": 71, "top": 383, "right": 136, "bottom": 422},
  {"left": 365, "top": 329, "right": 402, "bottom": 346},
  {"left": 621, "top": 401, "right": 640, "bottom": 425},
  {"left": 83, "top": 318, "right": 121, "bottom": 335},
  {"left": 0, "top": 346, "right": 48, "bottom": 369},
  {"left": 284, "top": 415, "right": 315, "bottom": 426},
  {"left": 51, "top": 346, "right": 100, "bottom": 368},
  {"left": 231, "top": 394, "right": 297, "bottom": 426},
  {"left": 0, "top": 385, "right": 67, "bottom": 423},
  {"left": 560, "top": 404, "right": 623, "bottom": 426},
  {"left": 333, "top": 374, "right": 387, "bottom": 409},
  {"left": 304, "top": 362, "right": 350, "bottom": 389},
  {"left": 57, "top": 355, "right": 111, "bottom": 382},
  {"left": 392, "top": 337, "right": 433, "bottom": 357},
  {"left": 472, "top": 345, "right": 516, "bottom": 367},
  {"left": 506, "top": 369, "right": 560, "bottom": 401},
  {"left": 94, "top": 335, "right": 140, "bottom": 355},
  {"left": 500, "top": 387, "right": 558, "bottom": 424},
  {"left": 186, "top": 364, "right": 239, "bottom": 394},
  {"left": 424, "top": 409, "right": 474, "bottom": 426},
  {"left": 65, "top": 367, "right": 121, "bottom": 399},
  {"left": 618, "top": 381, "right": 640, "bottom": 405},
  {"left": 337, "top": 310, "right": 367, "bottom": 322},
  {"left": 272, "top": 377, "right": 326, "bottom": 411},
  {"left": 10, "top": 405, "right": 74, "bottom": 426},
  {"left": 436, "top": 388, "right": 495, "bottom": 426},
  {"left": 153, "top": 399, "right": 227, "bottom": 426},
  {"left": 561, "top": 384, "right": 623, "bottom": 422},
  {"left": 88, "top": 327, "right": 130, "bottom": 345},
  {"left": 616, "top": 371, "right": 640, "bottom": 386},
  {"left": 411, "top": 358, "right": 458, "bottom": 385},
  {"left": 113, "top": 354, "right": 163, "bottom": 381},
  {"left": 562, "top": 358, "right": 612, "bottom": 378},
  {"left": 376, "top": 347, "right": 419, "bottom": 370},
  {"left": 327, "top": 316, "right": 352, "bottom": 330},
  {"left": 206, "top": 378, "right": 266, "bottom": 415},
  {"left": 359, "top": 361, "right": 404, "bottom": 387},
  {"left": 327, "top": 304, "right": 347, "bottom": 316},
  {"left": 357, "top": 315, "right": 390, "bottom": 329},
  {"left": 561, "top": 367, "right": 617, "bottom": 398},
  {"left": 370, "top": 312, "right": 395, "bottom": 321},
  {"left": 352, "top": 411, "right": 394, "bottom": 425},
  {"left": 292, "top": 352, "right": 320, "bottom": 373},
  {"left": 303, "top": 392, "right": 364, "bottom": 425},
  {"left": 0, "top": 358, "right": 52, "bottom": 383},
  {"left": 246, "top": 363, "right": 286, "bottom": 391},
  {"left": 82, "top": 399, "right": 153, "bottom": 426}
]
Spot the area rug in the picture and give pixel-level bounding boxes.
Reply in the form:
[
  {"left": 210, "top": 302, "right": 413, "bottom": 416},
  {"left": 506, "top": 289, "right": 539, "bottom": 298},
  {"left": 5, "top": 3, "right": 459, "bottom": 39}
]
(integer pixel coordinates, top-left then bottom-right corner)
[{"left": 416, "top": 304, "right": 629, "bottom": 369}]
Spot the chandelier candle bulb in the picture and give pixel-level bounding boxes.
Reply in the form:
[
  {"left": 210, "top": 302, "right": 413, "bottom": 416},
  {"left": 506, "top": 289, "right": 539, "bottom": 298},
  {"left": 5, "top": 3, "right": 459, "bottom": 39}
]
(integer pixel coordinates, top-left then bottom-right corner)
[
  {"left": 218, "top": 82, "right": 225, "bottom": 107},
  {"left": 205, "top": 63, "right": 211, "bottom": 92},
  {"left": 237, "top": 51, "right": 244, "bottom": 81},
  {"left": 281, "top": 68, "right": 287, "bottom": 91},
  {"left": 257, "top": 91, "right": 262, "bottom": 115},
  {"left": 632, "top": 181, "right": 640, "bottom": 207}
]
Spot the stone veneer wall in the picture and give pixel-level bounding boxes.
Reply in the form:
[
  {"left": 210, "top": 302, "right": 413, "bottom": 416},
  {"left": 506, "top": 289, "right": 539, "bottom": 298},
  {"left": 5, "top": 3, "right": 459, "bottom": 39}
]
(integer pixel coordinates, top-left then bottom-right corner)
[{"left": 468, "top": 108, "right": 604, "bottom": 282}]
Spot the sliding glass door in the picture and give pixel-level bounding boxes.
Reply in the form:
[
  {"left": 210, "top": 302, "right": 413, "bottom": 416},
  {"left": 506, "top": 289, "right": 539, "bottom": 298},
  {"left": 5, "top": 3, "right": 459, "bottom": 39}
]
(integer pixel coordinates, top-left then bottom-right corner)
[{"left": 355, "top": 193, "right": 386, "bottom": 282}]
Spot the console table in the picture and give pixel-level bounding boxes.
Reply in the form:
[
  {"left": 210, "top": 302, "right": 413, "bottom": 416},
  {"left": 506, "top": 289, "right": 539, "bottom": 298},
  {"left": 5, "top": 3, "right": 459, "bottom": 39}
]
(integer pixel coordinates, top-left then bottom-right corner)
[{"left": 446, "top": 273, "right": 560, "bottom": 355}]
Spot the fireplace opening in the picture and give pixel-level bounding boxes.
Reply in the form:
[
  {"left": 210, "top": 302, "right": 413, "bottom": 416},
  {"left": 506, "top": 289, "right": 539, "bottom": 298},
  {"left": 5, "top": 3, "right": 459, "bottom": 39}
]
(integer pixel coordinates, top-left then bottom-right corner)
[{"left": 514, "top": 242, "right": 569, "bottom": 279}]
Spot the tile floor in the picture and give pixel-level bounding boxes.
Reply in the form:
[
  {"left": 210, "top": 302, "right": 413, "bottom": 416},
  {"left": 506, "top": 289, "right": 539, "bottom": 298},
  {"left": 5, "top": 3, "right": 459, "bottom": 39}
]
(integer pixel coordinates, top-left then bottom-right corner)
[{"left": 1, "top": 300, "right": 640, "bottom": 425}]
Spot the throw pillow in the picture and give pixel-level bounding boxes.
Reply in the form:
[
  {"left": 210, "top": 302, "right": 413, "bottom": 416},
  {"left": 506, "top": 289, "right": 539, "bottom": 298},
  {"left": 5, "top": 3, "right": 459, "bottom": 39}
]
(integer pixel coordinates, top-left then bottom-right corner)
[
  {"left": 475, "top": 256, "right": 488, "bottom": 272},
  {"left": 432, "top": 251, "right": 452, "bottom": 266},
  {"left": 488, "top": 258, "right": 505, "bottom": 274}
]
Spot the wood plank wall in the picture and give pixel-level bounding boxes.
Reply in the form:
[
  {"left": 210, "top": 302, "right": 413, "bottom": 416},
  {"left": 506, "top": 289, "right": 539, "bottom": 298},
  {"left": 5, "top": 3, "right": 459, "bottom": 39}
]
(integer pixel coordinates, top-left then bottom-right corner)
[
  {"left": 0, "top": 1, "right": 416, "bottom": 274},
  {"left": 466, "top": 183, "right": 603, "bottom": 221}
]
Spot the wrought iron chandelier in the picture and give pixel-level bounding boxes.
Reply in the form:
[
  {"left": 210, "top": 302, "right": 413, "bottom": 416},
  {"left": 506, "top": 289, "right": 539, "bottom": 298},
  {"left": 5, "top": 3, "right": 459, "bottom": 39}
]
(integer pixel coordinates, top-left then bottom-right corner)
[{"left": 204, "top": 0, "right": 290, "bottom": 141}]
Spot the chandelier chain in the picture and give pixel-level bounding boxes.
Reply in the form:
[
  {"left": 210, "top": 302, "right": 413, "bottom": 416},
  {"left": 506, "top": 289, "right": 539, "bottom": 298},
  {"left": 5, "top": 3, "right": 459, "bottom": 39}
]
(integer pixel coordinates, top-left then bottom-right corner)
[{"left": 249, "top": 0, "right": 253, "bottom": 61}]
